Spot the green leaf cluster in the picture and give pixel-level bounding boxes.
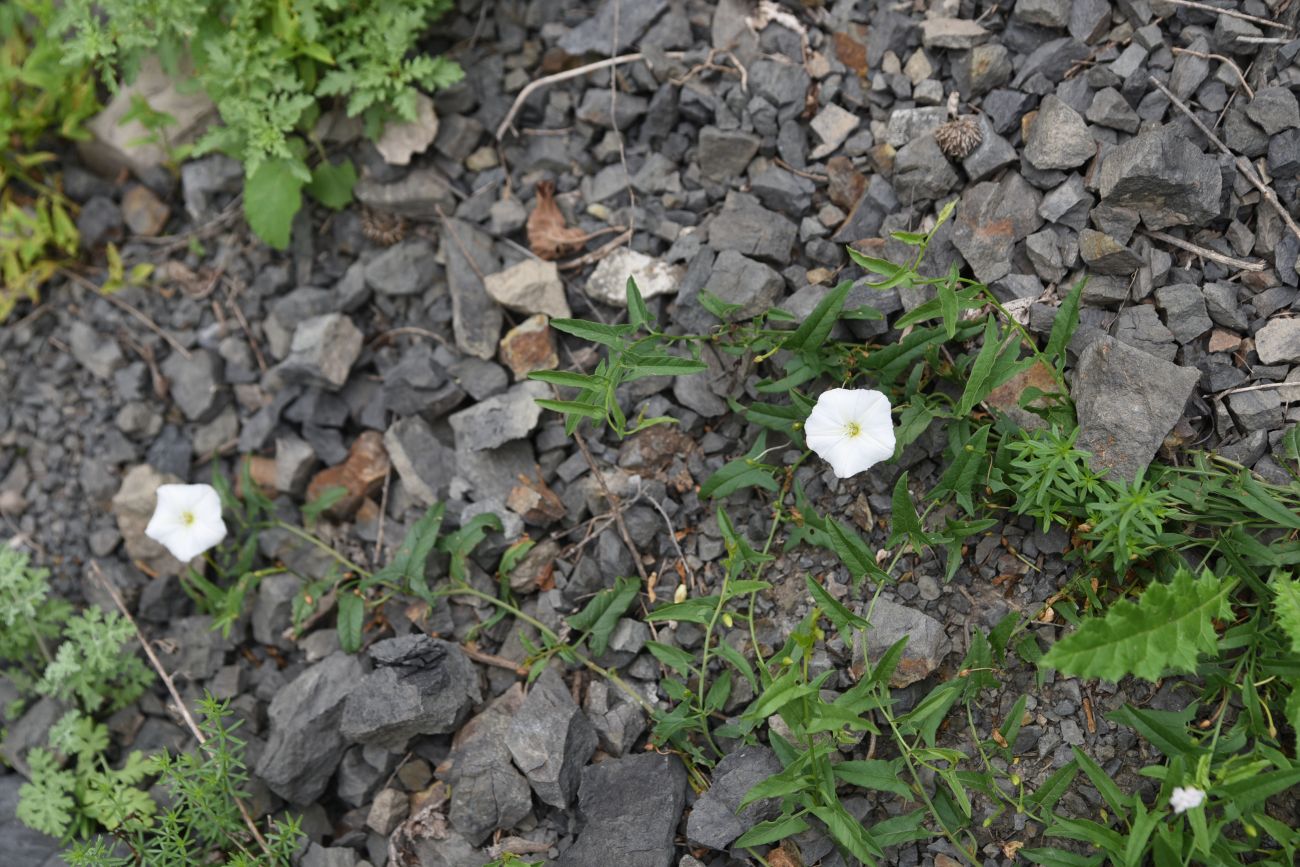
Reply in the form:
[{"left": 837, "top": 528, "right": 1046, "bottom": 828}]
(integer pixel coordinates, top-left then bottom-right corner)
[{"left": 50, "top": 0, "right": 458, "bottom": 248}]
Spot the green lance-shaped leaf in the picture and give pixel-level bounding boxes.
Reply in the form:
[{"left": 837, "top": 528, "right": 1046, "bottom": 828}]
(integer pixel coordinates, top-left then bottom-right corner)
[{"left": 1042, "top": 569, "right": 1233, "bottom": 682}]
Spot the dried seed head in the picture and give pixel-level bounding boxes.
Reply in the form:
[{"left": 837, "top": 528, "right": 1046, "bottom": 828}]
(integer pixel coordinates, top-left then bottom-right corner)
[
  {"left": 361, "top": 207, "right": 407, "bottom": 246},
  {"left": 934, "top": 116, "right": 983, "bottom": 159}
]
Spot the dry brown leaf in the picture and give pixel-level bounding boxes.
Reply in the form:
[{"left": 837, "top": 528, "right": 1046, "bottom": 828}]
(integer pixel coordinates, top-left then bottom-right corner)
[{"left": 528, "top": 181, "right": 588, "bottom": 260}]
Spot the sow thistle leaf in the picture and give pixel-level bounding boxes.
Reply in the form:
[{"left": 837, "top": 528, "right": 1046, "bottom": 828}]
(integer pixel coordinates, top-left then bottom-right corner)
[
  {"left": 1271, "top": 575, "right": 1300, "bottom": 653},
  {"left": 1042, "top": 569, "right": 1232, "bottom": 682}
]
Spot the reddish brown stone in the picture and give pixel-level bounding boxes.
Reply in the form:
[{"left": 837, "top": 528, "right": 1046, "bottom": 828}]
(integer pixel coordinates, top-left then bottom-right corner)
[
  {"left": 1208, "top": 329, "right": 1242, "bottom": 353},
  {"left": 507, "top": 471, "right": 566, "bottom": 525},
  {"left": 618, "top": 424, "right": 696, "bottom": 471},
  {"left": 122, "top": 185, "right": 170, "bottom": 236},
  {"left": 306, "top": 430, "right": 390, "bottom": 519},
  {"left": 832, "top": 29, "right": 868, "bottom": 77},
  {"left": 985, "top": 360, "right": 1063, "bottom": 430},
  {"left": 238, "top": 456, "right": 277, "bottom": 498},
  {"left": 826, "top": 156, "right": 867, "bottom": 211},
  {"left": 499, "top": 314, "right": 559, "bottom": 380}
]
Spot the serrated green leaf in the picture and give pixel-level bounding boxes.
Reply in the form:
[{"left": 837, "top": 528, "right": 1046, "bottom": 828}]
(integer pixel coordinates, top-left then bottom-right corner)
[
  {"left": 440, "top": 512, "right": 503, "bottom": 584},
  {"left": 1042, "top": 569, "right": 1232, "bottom": 682},
  {"left": 1045, "top": 278, "right": 1085, "bottom": 367},
  {"left": 244, "top": 157, "right": 305, "bottom": 250},
  {"left": 1273, "top": 575, "right": 1300, "bottom": 654},
  {"left": 305, "top": 158, "right": 357, "bottom": 210}
]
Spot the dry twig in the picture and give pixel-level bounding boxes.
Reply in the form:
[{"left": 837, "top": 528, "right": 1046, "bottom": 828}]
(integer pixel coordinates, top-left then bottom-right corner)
[
  {"left": 88, "top": 561, "right": 273, "bottom": 856},
  {"left": 1143, "top": 229, "right": 1266, "bottom": 272},
  {"left": 63, "top": 268, "right": 192, "bottom": 359},
  {"left": 496, "top": 54, "right": 646, "bottom": 140},
  {"left": 1169, "top": 47, "right": 1254, "bottom": 98},
  {"left": 1160, "top": 0, "right": 1291, "bottom": 31},
  {"left": 1150, "top": 75, "right": 1300, "bottom": 245}
]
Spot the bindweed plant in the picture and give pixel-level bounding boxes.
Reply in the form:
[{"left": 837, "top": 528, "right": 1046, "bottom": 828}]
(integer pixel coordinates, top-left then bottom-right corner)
[{"left": 519, "top": 207, "right": 1300, "bottom": 864}]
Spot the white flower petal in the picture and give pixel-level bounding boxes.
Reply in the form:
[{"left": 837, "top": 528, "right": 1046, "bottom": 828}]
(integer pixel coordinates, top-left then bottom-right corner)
[
  {"left": 145, "top": 483, "right": 228, "bottom": 562},
  {"left": 805, "top": 388, "right": 896, "bottom": 478},
  {"left": 1169, "top": 786, "right": 1205, "bottom": 814}
]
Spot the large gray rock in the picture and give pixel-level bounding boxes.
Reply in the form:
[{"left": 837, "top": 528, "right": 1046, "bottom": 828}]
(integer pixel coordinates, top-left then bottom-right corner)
[
  {"left": 853, "top": 597, "right": 950, "bottom": 687},
  {"left": 448, "top": 380, "right": 547, "bottom": 452},
  {"left": 256, "top": 652, "right": 365, "bottom": 804},
  {"left": 354, "top": 168, "right": 456, "bottom": 217},
  {"left": 1024, "top": 96, "right": 1094, "bottom": 170},
  {"left": 1255, "top": 318, "right": 1300, "bottom": 365},
  {"left": 705, "top": 250, "right": 784, "bottom": 321},
  {"left": 558, "top": 0, "right": 669, "bottom": 54},
  {"left": 440, "top": 218, "right": 503, "bottom": 359},
  {"left": 278, "top": 314, "right": 363, "bottom": 391},
  {"left": 505, "top": 668, "right": 598, "bottom": 808},
  {"left": 69, "top": 321, "right": 125, "bottom": 380},
  {"left": 444, "top": 685, "right": 533, "bottom": 845},
  {"left": 1073, "top": 336, "right": 1200, "bottom": 482},
  {"left": 1154, "top": 284, "right": 1213, "bottom": 344},
  {"left": 708, "top": 196, "right": 797, "bottom": 265},
  {"left": 384, "top": 416, "right": 456, "bottom": 506},
  {"left": 585, "top": 248, "right": 681, "bottom": 308},
  {"left": 553, "top": 752, "right": 686, "bottom": 867},
  {"left": 686, "top": 745, "right": 783, "bottom": 849},
  {"left": 364, "top": 239, "right": 439, "bottom": 296},
  {"left": 951, "top": 173, "right": 1044, "bottom": 284},
  {"left": 1096, "top": 126, "right": 1223, "bottom": 230},
  {"left": 161, "top": 348, "right": 224, "bottom": 422},
  {"left": 698, "top": 126, "right": 760, "bottom": 181},
  {"left": 341, "top": 635, "right": 480, "bottom": 751},
  {"left": 483, "top": 258, "right": 571, "bottom": 319},
  {"left": 892, "top": 136, "right": 960, "bottom": 203},
  {"left": 111, "top": 464, "right": 185, "bottom": 577}
]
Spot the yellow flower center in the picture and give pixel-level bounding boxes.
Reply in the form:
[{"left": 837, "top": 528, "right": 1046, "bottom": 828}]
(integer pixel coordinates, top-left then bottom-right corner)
[
  {"left": 181, "top": 510, "right": 196, "bottom": 526},
  {"left": 845, "top": 421, "right": 861, "bottom": 438}
]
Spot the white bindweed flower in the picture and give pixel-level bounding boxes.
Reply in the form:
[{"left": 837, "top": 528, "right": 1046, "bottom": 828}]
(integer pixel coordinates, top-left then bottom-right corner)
[
  {"left": 145, "top": 484, "right": 228, "bottom": 562},
  {"left": 1169, "top": 786, "right": 1206, "bottom": 814},
  {"left": 805, "top": 388, "right": 896, "bottom": 479}
]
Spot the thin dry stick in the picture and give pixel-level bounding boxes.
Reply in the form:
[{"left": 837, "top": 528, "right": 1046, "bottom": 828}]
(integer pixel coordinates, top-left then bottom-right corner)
[
  {"left": 1219, "top": 379, "right": 1300, "bottom": 398},
  {"left": 373, "top": 465, "right": 392, "bottom": 567},
  {"left": 570, "top": 427, "right": 650, "bottom": 584},
  {"left": 496, "top": 54, "right": 646, "bottom": 140},
  {"left": 460, "top": 644, "right": 528, "bottom": 674},
  {"left": 1170, "top": 47, "right": 1254, "bottom": 98},
  {"left": 435, "top": 205, "right": 487, "bottom": 282},
  {"left": 223, "top": 282, "right": 267, "bottom": 373},
  {"left": 89, "top": 561, "right": 272, "bottom": 856},
  {"left": 1150, "top": 75, "right": 1300, "bottom": 245},
  {"left": 557, "top": 228, "right": 634, "bottom": 271},
  {"left": 367, "top": 326, "right": 452, "bottom": 350},
  {"left": 1161, "top": 0, "right": 1292, "bottom": 31},
  {"left": 1143, "top": 229, "right": 1266, "bottom": 272},
  {"left": 62, "top": 269, "right": 193, "bottom": 359},
  {"left": 610, "top": 0, "right": 636, "bottom": 246}
]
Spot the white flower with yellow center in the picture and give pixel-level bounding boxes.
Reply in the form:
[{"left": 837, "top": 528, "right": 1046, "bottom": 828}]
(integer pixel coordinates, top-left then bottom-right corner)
[
  {"left": 145, "top": 484, "right": 228, "bottom": 562},
  {"left": 1169, "top": 786, "right": 1206, "bottom": 814},
  {"left": 805, "top": 388, "right": 896, "bottom": 478}
]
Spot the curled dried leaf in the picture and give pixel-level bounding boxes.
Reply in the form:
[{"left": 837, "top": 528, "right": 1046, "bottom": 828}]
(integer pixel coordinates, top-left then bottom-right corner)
[{"left": 528, "top": 181, "right": 588, "bottom": 260}]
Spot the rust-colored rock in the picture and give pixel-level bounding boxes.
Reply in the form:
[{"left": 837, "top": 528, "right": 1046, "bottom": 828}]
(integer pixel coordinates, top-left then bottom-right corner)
[
  {"left": 122, "top": 185, "right": 171, "bottom": 236},
  {"left": 507, "top": 540, "right": 561, "bottom": 594},
  {"left": 238, "top": 456, "right": 278, "bottom": 499},
  {"left": 1207, "top": 329, "right": 1242, "bottom": 353},
  {"left": 985, "top": 360, "right": 1063, "bottom": 431},
  {"left": 826, "top": 156, "right": 866, "bottom": 211},
  {"left": 832, "top": 29, "right": 868, "bottom": 77},
  {"left": 499, "top": 314, "right": 559, "bottom": 380},
  {"left": 507, "top": 470, "right": 566, "bottom": 525},
  {"left": 618, "top": 424, "right": 696, "bottom": 471},
  {"left": 306, "top": 430, "right": 390, "bottom": 519}
]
